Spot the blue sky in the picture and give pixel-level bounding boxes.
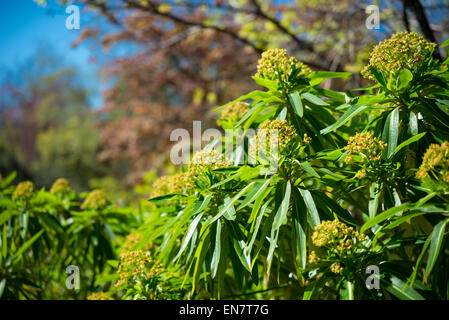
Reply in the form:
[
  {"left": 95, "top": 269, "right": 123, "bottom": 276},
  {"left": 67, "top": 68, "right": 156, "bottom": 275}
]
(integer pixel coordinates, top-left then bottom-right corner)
[{"left": 0, "top": 1, "right": 103, "bottom": 107}]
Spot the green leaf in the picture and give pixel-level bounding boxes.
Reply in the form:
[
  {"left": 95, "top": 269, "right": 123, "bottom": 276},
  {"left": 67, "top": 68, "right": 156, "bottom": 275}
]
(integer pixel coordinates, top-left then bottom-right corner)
[
  {"left": 301, "top": 92, "right": 328, "bottom": 106},
  {"left": 273, "top": 181, "right": 291, "bottom": 230},
  {"left": 287, "top": 91, "right": 303, "bottom": 117},
  {"left": 397, "top": 69, "right": 413, "bottom": 89},
  {"left": 393, "top": 132, "right": 426, "bottom": 156},
  {"left": 298, "top": 188, "right": 320, "bottom": 226},
  {"left": 251, "top": 76, "right": 279, "bottom": 91},
  {"left": 210, "top": 219, "right": 222, "bottom": 278},
  {"left": 387, "top": 107, "right": 400, "bottom": 158},
  {"left": 228, "top": 222, "right": 252, "bottom": 272},
  {"left": 441, "top": 39, "right": 449, "bottom": 48},
  {"left": 384, "top": 276, "right": 424, "bottom": 300},
  {"left": 238, "top": 179, "right": 271, "bottom": 210},
  {"left": 299, "top": 161, "right": 320, "bottom": 178},
  {"left": 361, "top": 203, "right": 411, "bottom": 233},
  {"left": 175, "top": 213, "right": 204, "bottom": 261},
  {"left": 320, "top": 104, "right": 368, "bottom": 135},
  {"left": 309, "top": 71, "right": 352, "bottom": 79},
  {"left": 425, "top": 219, "right": 449, "bottom": 281},
  {"left": 222, "top": 197, "right": 237, "bottom": 221},
  {"left": 0, "top": 172, "right": 16, "bottom": 189},
  {"left": 14, "top": 229, "right": 45, "bottom": 262},
  {"left": 368, "top": 182, "right": 381, "bottom": 219},
  {"left": 370, "top": 67, "right": 387, "bottom": 87}
]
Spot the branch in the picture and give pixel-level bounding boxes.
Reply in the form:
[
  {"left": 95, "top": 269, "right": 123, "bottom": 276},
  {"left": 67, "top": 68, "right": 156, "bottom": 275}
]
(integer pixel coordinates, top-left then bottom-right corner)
[
  {"left": 402, "top": 0, "right": 410, "bottom": 32},
  {"left": 125, "top": 0, "right": 264, "bottom": 54},
  {"left": 404, "top": 0, "right": 442, "bottom": 60},
  {"left": 249, "top": 0, "right": 315, "bottom": 53}
]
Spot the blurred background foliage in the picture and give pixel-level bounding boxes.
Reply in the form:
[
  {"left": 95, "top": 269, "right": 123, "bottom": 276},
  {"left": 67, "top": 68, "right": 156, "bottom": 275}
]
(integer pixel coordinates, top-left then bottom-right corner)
[{"left": 1, "top": 0, "right": 448, "bottom": 202}]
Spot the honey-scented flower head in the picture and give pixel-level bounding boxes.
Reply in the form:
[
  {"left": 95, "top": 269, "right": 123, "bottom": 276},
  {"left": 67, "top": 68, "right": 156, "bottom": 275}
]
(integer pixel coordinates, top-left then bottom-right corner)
[
  {"left": 312, "top": 220, "right": 366, "bottom": 252},
  {"left": 330, "top": 262, "right": 344, "bottom": 274},
  {"left": 12, "top": 181, "right": 35, "bottom": 200},
  {"left": 115, "top": 250, "right": 164, "bottom": 288},
  {"left": 87, "top": 292, "right": 113, "bottom": 300},
  {"left": 344, "top": 132, "right": 387, "bottom": 164},
  {"left": 122, "top": 232, "right": 152, "bottom": 252},
  {"left": 50, "top": 178, "right": 72, "bottom": 195},
  {"left": 255, "top": 49, "right": 312, "bottom": 82},
  {"left": 249, "top": 119, "right": 299, "bottom": 157},
  {"left": 308, "top": 251, "right": 320, "bottom": 264},
  {"left": 361, "top": 32, "right": 436, "bottom": 80},
  {"left": 417, "top": 141, "right": 449, "bottom": 183},
  {"left": 185, "top": 149, "right": 232, "bottom": 190},
  {"left": 150, "top": 173, "right": 186, "bottom": 198},
  {"left": 190, "top": 149, "right": 231, "bottom": 169},
  {"left": 217, "top": 102, "right": 250, "bottom": 127},
  {"left": 81, "top": 189, "right": 109, "bottom": 210}
]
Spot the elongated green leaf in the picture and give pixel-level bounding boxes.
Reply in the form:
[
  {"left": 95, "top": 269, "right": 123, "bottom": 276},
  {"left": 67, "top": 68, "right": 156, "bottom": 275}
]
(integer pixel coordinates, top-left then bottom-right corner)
[
  {"left": 393, "top": 132, "right": 426, "bottom": 156},
  {"left": 425, "top": 219, "right": 449, "bottom": 281},
  {"left": 210, "top": 219, "right": 222, "bottom": 278},
  {"left": 176, "top": 213, "right": 204, "bottom": 260},
  {"left": 309, "top": 71, "right": 352, "bottom": 79},
  {"left": 14, "top": 229, "right": 45, "bottom": 262},
  {"left": 299, "top": 161, "right": 320, "bottom": 178},
  {"left": 369, "top": 182, "right": 381, "bottom": 219},
  {"left": 252, "top": 76, "right": 279, "bottom": 91},
  {"left": 384, "top": 276, "right": 424, "bottom": 300},
  {"left": 215, "top": 182, "right": 256, "bottom": 223},
  {"left": 238, "top": 179, "right": 271, "bottom": 211},
  {"left": 228, "top": 222, "right": 252, "bottom": 272},
  {"left": 387, "top": 107, "right": 400, "bottom": 158},
  {"left": 273, "top": 181, "right": 291, "bottom": 230},
  {"left": 298, "top": 188, "right": 320, "bottom": 226},
  {"left": 409, "top": 112, "right": 419, "bottom": 135},
  {"left": 0, "top": 278, "right": 5, "bottom": 298},
  {"left": 266, "top": 228, "right": 279, "bottom": 275},
  {"left": 246, "top": 201, "right": 269, "bottom": 258},
  {"left": 302, "top": 92, "right": 328, "bottom": 106},
  {"left": 361, "top": 203, "right": 411, "bottom": 233},
  {"left": 222, "top": 197, "right": 237, "bottom": 221},
  {"left": 287, "top": 91, "right": 303, "bottom": 117},
  {"left": 320, "top": 104, "right": 368, "bottom": 134},
  {"left": 370, "top": 67, "right": 387, "bottom": 87}
]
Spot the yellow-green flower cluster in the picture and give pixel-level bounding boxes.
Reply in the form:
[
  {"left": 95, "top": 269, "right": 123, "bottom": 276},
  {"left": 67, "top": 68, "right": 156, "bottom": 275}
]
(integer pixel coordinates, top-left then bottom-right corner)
[
  {"left": 255, "top": 49, "right": 312, "bottom": 82},
  {"left": 182, "top": 149, "right": 231, "bottom": 192},
  {"left": 308, "top": 250, "right": 320, "bottom": 264},
  {"left": 122, "top": 232, "right": 152, "bottom": 252},
  {"left": 330, "top": 262, "right": 344, "bottom": 275},
  {"left": 311, "top": 220, "right": 366, "bottom": 253},
  {"left": 12, "top": 181, "right": 35, "bottom": 200},
  {"left": 250, "top": 119, "right": 299, "bottom": 157},
  {"left": 115, "top": 250, "right": 164, "bottom": 288},
  {"left": 344, "top": 132, "right": 387, "bottom": 164},
  {"left": 217, "top": 102, "right": 250, "bottom": 127},
  {"left": 50, "top": 178, "right": 72, "bottom": 195},
  {"left": 309, "top": 220, "right": 366, "bottom": 275},
  {"left": 361, "top": 32, "right": 436, "bottom": 80},
  {"left": 81, "top": 189, "right": 109, "bottom": 210},
  {"left": 87, "top": 292, "right": 113, "bottom": 300},
  {"left": 150, "top": 173, "right": 186, "bottom": 198},
  {"left": 417, "top": 141, "right": 449, "bottom": 183}
]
